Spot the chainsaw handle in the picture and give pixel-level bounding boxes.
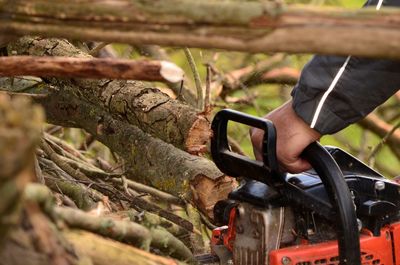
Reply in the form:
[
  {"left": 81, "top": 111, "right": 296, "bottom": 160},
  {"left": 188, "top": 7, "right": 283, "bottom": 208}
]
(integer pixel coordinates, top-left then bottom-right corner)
[
  {"left": 303, "top": 143, "right": 361, "bottom": 265},
  {"left": 211, "top": 109, "right": 284, "bottom": 187},
  {"left": 211, "top": 109, "right": 361, "bottom": 265}
]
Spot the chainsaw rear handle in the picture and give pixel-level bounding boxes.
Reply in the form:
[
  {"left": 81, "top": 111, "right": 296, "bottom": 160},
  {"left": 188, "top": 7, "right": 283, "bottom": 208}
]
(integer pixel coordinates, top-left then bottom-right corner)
[
  {"left": 211, "top": 109, "right": 284, "bottom": 187},
  {"left": 211, "top": 109, "right": 361, "bottom": 265}
]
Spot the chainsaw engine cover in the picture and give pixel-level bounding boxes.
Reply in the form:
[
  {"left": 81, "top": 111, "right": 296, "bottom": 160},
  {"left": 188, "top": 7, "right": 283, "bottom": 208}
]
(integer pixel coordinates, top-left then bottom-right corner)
[
  {"left": 226, "top": 148, "right": 400, "bottom": 236},
  {"left": 231, "top": 203, "right": 295, "bottom": 265},
  {"left": 211, "top": 147, "right": 400, "bottom": 265}
]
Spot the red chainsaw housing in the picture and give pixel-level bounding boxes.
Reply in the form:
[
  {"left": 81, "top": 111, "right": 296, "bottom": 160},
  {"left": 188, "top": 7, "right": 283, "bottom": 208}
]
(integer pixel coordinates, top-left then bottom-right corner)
[{"left": 211, "top": 217, "right": 400, "bottom": 265}]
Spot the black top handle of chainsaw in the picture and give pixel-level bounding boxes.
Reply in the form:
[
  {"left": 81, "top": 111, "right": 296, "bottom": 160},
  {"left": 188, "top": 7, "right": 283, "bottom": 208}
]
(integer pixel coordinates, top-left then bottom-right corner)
[
  {"left": 302, "top": 143, "right": 361, "bottom": 265},
  {"left": 211, "top": 109, "right": 285, "bottom": 187}
]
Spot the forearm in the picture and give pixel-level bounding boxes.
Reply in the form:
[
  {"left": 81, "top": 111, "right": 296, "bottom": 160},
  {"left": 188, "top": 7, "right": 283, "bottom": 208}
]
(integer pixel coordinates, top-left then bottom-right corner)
[
  {"left": 291, "top": 0, "right": 400, "bottom": 134},
  {"left": 292, "top": 56, "right": 400, "bottom": 134}
]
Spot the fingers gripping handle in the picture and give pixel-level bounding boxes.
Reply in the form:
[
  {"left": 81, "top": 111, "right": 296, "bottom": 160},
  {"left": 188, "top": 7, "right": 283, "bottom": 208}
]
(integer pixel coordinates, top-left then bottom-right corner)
[{"left": 211, "top": 109, "right": 283, "bottom": 186}]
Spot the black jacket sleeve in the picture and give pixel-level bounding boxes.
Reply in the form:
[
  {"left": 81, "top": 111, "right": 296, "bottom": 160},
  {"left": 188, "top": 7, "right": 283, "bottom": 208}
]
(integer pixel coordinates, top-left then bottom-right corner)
[{"left": 291, "top": 0, "right": 400, "bottom": 135}]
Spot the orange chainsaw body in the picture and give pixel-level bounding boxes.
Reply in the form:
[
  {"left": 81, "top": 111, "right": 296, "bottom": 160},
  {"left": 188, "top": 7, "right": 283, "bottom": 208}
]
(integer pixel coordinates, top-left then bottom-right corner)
[{"left": 211, "top": 208, "right": 400, "bottom": 265}]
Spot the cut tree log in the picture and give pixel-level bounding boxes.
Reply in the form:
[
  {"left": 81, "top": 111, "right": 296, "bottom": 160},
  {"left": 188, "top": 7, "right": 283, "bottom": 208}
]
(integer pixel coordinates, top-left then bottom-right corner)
[
  {"left": 29, "top": 88, "right": 235, "bottom": 219},
  {"left": 0, "top": 56, "right": 184, "bottom": 83},
  {"left": 8, "top": 37, "right": 210, "bottom": 153},
  {"left": 2, "top": 1, "right": 400, "bottom": 59}
]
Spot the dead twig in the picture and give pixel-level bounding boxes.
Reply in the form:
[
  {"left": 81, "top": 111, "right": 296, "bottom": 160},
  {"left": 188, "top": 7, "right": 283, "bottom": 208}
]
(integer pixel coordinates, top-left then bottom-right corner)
[
  {"left": 89, "top": 42, "right": 109, "bottom": 56},
  {"left": 368, "top": 120, "right": 400, "bottom": 166},
  {"left": 184, "top": 48, "right": 203, "bottom": 110},
  {"left": 40, "top": 140, "right": 91, "bottom": 182}
]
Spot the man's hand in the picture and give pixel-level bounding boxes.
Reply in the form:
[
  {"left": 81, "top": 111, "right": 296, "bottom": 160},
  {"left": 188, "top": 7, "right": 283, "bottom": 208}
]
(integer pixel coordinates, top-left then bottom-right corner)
[{"left": 250, "top": 100, "right": 321, "bottom": 173}]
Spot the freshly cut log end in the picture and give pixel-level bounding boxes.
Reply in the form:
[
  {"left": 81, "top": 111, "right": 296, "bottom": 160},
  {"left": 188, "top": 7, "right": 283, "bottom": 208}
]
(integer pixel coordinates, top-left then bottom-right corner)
[
  {"left": 185, "top": 115, "right": 212, "bottom": 155},
  {"left": 190, "top": 175, "right": 238, "bottom": 219},
  {"left": 160, "top": 61, "right": 184, "bottom": 83}
]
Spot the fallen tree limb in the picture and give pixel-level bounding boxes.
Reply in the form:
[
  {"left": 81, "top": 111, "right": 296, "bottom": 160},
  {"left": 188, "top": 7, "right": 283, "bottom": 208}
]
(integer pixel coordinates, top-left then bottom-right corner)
[
  {"left": 44, "top": 176, "right": 97, "bottom": 211},
  {"left": 64, "top": 230, "right": 183, "bottom": 265},
  {"left": 40, "top": 140, "right": 92, "bottom": 182},
  {"left": 26, "top": 183, "right": 193, "bottom": 261},
  {"left": 9, "top": 37, "right": 210, "bottom": 153},
  {"left": 39, "top": 140, "right": 197, "bottom": 233},
  {"left": 0, "top": 56, "right": 184, "bottom": 83},
  {"left": 44, "top": 133, "right": 91, "bottom": 163},
  {"left": 38, "top": 156, "right": 117, "bottom": 210},
  {"left": 149, "top": 226, "right": 194, "bottom": 262},
  {"left": 3, "top": 1, "right": 400, "bottom": 59},
  {"left": 133, "top": 210, "right": 188, "bottom": 241},
  {"left": 54, "top": 206, "right": 152, "bottom": 251},
  {"left": 112, "top": 178, "right": 184, "bottom": 205}
]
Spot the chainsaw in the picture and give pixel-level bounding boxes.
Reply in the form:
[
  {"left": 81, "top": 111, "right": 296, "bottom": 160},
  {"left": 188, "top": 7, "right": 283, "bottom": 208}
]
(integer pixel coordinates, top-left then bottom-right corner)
[{"left": 200, "top": 109, "right": 400, "bottom": 265}]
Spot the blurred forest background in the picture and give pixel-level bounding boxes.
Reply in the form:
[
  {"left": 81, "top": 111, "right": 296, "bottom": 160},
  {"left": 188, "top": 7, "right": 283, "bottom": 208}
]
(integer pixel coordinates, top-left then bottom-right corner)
[{"left": 0, "top": 0, "right": 398, "bottom": 265}]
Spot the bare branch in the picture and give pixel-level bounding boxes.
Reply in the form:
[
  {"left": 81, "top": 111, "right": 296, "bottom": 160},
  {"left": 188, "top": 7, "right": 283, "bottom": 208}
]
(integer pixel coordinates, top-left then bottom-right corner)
[{"left": 0, "top": 56, "right": 184, "bottom": 83}]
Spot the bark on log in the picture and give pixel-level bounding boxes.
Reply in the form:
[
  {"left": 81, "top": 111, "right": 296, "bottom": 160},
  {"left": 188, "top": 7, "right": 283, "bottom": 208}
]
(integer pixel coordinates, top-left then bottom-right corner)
[
  {"left": 0, "top": 56, "right": 184, "bottom": 83},
  {"left": 53, "top": 206, "right": 152, "bottom": 250},
  {"left": 31, "top": 89, "right": 235, "bottom": 218},
  {"left": 2, "top": 1, "right": 400, "bottom": 59},
  {"left": 9, "top": 37, "right": 210, "bottom": 153},
  {"left": 64, "top": 230, "right": 182, "bottom": 265}
]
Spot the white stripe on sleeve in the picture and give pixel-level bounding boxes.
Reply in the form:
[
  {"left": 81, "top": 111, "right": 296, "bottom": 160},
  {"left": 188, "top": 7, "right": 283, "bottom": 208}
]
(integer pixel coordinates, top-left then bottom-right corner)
[
  {"left": 309, "top": 0, "right": 383, "bottom": 129},
  {"left": 310, "top": 56, "right": 351, "bottom": 129}
]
